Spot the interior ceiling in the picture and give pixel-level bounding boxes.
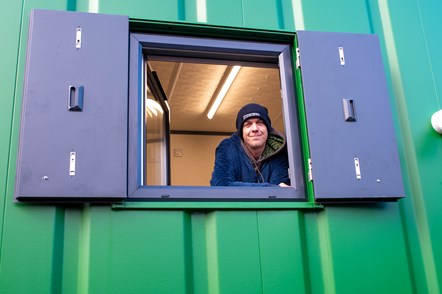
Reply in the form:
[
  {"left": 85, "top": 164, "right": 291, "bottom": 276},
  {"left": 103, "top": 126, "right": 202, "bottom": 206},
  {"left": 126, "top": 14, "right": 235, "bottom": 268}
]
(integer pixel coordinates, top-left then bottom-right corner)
[{"left": 149, "top": 60, "right": 284, "bottom": 134}]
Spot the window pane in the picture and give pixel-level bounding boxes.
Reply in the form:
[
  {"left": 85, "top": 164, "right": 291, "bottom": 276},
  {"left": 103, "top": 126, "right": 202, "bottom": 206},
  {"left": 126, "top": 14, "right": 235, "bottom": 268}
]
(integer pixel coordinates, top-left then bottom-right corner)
[{"left": 144, "top": 79, "right": 168, "bottom": 185}]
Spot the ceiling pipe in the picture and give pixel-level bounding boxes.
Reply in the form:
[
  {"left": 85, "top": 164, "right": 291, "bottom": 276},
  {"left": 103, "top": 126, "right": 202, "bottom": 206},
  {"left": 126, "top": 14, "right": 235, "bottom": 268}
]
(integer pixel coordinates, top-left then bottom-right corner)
[{"left": 166, "top": 62, "right": 183, "bottom": 102}]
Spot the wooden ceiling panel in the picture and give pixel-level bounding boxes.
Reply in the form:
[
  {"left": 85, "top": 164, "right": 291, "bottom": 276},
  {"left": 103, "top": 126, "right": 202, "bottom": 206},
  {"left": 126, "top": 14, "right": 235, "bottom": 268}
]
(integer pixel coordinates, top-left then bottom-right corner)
[{"left": 150, "top": 60, "right": 284, "bottom": 133}]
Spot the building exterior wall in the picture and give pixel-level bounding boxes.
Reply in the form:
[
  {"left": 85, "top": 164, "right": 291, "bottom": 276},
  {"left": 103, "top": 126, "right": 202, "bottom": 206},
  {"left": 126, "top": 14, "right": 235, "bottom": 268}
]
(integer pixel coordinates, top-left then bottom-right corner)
[{"left": 0, "top": 0, "right": 441, "bottom": 293}]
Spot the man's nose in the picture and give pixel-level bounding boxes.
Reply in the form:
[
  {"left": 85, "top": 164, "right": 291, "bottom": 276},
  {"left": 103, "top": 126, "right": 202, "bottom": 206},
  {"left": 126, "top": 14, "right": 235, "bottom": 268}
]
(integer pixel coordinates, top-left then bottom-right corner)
[{"left": 251, "top": 123, "right": 258, "bottom": 131}]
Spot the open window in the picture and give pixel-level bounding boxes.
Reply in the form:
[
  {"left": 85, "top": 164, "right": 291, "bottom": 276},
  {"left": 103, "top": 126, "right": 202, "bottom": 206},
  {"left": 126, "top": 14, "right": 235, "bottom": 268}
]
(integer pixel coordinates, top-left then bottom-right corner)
[{"left": 128, "top": 33, "right": 306, "bottom": 200}]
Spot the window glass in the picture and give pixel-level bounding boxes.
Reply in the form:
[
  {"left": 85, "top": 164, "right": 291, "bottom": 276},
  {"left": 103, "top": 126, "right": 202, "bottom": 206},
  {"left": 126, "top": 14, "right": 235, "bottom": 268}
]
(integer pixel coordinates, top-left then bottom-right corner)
[{"left": 144, "top": 81, "right": 168, "bottom": 185}]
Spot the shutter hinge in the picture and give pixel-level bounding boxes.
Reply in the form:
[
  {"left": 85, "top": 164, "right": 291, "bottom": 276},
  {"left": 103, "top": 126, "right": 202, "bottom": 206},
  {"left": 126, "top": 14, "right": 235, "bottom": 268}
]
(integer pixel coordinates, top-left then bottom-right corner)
[
  {"left": 296, "top": 48, "right": 301, "bottom": 69},
  {"left": 308, "top": 158, "right": 313, "bottom": 181}
]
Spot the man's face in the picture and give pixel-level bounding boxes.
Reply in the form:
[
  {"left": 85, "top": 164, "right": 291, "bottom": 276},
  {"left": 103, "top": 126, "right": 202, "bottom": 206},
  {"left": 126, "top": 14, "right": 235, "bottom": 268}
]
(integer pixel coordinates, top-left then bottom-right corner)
[{"left": 242, "top": 118, "right": 268, "bottom": 151}]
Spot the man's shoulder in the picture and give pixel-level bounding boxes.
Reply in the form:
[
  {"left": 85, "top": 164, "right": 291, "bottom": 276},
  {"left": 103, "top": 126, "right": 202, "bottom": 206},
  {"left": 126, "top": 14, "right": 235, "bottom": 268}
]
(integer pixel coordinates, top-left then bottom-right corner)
[
  {"left": 216, "top": 134, "right": 243, "bottom": 155},
  {"left": 219, "top": 133, "right": 240, "bottom": 145}
]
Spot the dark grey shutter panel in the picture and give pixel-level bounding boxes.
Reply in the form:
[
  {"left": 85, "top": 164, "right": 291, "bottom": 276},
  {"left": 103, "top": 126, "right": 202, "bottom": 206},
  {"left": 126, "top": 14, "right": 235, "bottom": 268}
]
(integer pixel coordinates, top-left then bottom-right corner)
[
  {"left": 297, "top": 31, "right": 404, "bottom": 201},
  {"left": 15, "top": 9, "right": 128, "bottom": 201}
]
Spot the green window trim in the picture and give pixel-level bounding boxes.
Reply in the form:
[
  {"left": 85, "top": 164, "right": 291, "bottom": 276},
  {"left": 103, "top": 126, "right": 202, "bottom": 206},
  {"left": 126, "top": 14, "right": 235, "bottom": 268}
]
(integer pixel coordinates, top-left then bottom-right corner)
[
  {"left": 112, "top": 201, "right": 323, "bottom": 210},
  {"left": 126, "top": 25, "right": 311, "bottom": 206}
]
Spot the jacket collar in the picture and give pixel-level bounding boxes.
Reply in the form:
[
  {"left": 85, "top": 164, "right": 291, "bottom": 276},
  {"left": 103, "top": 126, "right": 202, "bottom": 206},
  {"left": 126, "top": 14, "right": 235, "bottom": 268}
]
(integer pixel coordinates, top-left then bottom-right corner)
[{"left": 239, "top": 129, "right": 286, "bottom": 164}]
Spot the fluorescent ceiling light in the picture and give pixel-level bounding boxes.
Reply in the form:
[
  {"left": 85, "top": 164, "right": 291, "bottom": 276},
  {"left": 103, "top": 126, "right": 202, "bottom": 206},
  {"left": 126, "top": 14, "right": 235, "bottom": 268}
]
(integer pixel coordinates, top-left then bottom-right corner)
[{"left": 207, "top": 65, "right": 241, "bottom": 119}]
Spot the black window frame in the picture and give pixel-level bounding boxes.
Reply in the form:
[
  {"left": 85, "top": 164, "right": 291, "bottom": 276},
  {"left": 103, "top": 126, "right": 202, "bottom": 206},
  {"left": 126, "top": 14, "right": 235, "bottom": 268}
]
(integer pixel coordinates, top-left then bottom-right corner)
[{"left": 128, "top": 32, "right": 306, "bottom": 201}]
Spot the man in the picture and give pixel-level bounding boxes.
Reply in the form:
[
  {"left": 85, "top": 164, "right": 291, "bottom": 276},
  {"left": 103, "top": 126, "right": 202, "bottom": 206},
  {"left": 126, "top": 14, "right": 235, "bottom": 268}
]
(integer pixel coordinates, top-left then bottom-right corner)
[{"left": 210, "top": 103, "right": 290, "bottom": 187}]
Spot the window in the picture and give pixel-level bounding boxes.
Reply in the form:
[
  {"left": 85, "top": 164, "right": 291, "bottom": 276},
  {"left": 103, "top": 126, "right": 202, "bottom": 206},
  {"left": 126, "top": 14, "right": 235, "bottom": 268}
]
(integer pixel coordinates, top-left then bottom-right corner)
[{"left": 128, "top": 33, "right": 305, "bottom": 200}]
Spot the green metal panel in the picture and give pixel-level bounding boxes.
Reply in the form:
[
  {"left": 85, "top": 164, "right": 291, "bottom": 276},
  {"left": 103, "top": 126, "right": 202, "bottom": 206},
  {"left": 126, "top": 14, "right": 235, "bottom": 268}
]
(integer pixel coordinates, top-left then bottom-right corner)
[
  {"left": 374, "top": 1, "right": 442, "bottom": 293},
  {"left": 206, "top": 211, "right": 262, "bottom": 293},
  {"left": 0, "top": 204, "right": 62, "bottom": 293},
  {"left": 301, "top": 0, "right": 373, "bottom": 33},
  {"left": 99, "top": 0, "right": 186, "bottom": 22},
  {"left": 0, "top": 0, "right": 23, "bottom": 253},
  {"left": 242, "top": 0, "right": 295, "bottom": 31},
  {"left": 1, "top": 0, "right": 442, "bottom": 293},
  {"left": 85, "top": 208, "right": 192, "bottom": 293},
  {"left": 257, "top": 211, "right": 308, "bottom": 293},
  {"left": 325, "top": 205, "right": 412, "bottom": 293},
  {"left": 303, "top": 204, "right": 414, "bottom": 294},
  {"left": 206, "top": 0, "right": 244, "bottom": 27}
]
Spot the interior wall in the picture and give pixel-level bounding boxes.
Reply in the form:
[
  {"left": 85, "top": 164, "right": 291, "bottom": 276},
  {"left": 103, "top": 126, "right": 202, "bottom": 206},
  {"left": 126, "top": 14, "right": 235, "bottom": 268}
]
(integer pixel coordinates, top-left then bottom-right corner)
[{"left": 170, "top": 134, "right": 228, "bottom": 186}]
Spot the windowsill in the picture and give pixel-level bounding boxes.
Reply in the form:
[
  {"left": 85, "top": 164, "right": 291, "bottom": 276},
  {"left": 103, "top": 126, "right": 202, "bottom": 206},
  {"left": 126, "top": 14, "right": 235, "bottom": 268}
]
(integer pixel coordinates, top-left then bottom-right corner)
[
  {"left": 128, "top": 185, "right": 305, "bottom": 199},
  {"left": 112, "top": 200, "right": 323, "bottom": 210},
  {"left": 117, "top": 185, "right": 322, "bottom": 210}
]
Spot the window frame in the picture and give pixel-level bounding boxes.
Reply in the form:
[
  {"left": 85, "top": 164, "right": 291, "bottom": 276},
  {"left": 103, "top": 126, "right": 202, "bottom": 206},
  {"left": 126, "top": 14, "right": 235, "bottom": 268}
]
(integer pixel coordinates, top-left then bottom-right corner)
[{"left": 128, "top": 32, "right": 307, "bottom": 203}]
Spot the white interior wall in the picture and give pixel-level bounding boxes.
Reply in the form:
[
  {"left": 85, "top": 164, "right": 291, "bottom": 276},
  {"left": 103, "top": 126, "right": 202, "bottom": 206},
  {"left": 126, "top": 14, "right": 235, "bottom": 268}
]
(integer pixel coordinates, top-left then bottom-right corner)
[{"left": 170, "top": 134, "right": 229, "bottom": 186}]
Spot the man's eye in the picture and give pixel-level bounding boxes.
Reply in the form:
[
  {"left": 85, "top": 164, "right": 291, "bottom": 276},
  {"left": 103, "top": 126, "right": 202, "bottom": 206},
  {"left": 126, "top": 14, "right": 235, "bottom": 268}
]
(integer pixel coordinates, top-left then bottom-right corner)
[
  {"left": 257, "top": 121, "right": 264, "bottom": 125},
  {"left": 244, "top": 123, "right": 251, "bottom": 127}
]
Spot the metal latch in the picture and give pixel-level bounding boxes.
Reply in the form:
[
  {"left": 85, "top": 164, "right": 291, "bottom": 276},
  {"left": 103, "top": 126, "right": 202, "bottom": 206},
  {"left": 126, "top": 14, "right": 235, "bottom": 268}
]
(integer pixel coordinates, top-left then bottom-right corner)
[
  {"left": 308, "top": 158, "right": 313, "bottom": 181},
  {"left": 354, "top": 157, "right": 361, "bottom": 179},
  {"left": 76, "top": 27, "right": 82, "bottom": 49},
  {"left": 296, "top": 48, "right": 301, "bottom": 69},
  {"left": 339, "top": 46, "right": 345, "bottom": 65},
  {"left": 69, "top": 151, "right": 76, "bottom": 176}
]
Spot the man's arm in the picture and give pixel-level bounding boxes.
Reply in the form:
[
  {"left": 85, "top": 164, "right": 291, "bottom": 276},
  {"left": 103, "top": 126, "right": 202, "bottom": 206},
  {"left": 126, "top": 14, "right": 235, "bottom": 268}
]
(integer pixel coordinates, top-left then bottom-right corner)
[{"left": 268, "top": 150, "right": 290, "bottom": 186}]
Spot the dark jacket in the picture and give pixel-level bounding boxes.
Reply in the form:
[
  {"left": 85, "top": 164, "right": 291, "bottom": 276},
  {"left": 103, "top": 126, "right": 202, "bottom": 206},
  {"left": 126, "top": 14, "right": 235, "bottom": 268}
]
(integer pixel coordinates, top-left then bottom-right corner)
[{"left": 210, "top": 130, "right": 290, "bottom": 186}]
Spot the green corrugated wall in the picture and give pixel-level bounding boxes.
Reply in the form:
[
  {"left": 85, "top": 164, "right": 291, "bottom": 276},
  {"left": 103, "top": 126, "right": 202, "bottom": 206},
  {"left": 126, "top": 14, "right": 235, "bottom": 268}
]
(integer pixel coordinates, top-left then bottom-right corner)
[{"left": 0, "top": 0, "right": 441, "bottom": 293}]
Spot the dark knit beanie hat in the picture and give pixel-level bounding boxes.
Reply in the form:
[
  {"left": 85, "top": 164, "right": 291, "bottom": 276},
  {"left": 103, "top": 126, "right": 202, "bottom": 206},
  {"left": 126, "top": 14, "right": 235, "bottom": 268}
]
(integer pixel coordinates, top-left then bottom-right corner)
[{"left": 236, "top": 103, "right": 272, "bottom": 137}]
